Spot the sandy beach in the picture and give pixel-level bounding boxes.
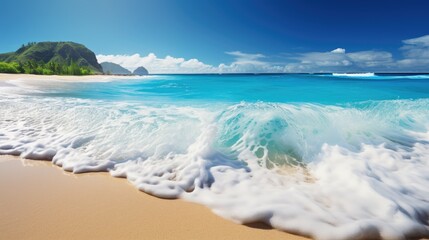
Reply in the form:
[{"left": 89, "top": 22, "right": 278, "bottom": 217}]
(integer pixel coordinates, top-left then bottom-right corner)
[
  {"left": 0, "top": 73, "right": 146, "bottom": 82},
  {"left": 2, "top": 0, "right": 429, "bottom": 237},
  {"left": 0, "top": 155, "right": 309, "bottom": 240}
]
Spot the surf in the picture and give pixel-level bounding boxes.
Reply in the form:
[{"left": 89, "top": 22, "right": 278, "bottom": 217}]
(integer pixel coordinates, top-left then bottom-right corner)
[
  {"left": 332, "top": 72, "right": 375, "bottom": 77},
  {"left": 0, "top": 74, "right": 429, "bottom": 239}
]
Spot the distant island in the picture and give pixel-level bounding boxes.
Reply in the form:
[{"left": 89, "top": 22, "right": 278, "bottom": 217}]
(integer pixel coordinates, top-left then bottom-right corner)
[
  {"left": 133, "top": 66, "right": 149, "bottom": 75},
  {"left": 0, "top": 41, "right": 149, "bottom": 76},
  {"left": 100, "top": 62, "right": 149, "bottom": 76},
  {"left": 101, "top": 62, "right": 131, "bottom": 75}
]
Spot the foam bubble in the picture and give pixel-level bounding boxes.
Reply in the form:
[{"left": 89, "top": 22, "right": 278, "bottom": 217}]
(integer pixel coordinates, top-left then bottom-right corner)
[{"left": 0, "top": 96, "right": 428, "bottom": 239}]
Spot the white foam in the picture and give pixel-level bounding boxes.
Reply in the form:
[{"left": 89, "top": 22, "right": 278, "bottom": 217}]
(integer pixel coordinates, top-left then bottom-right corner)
[
  {"left": 332, "top": 72, "right": 375, "bottom": 77},
  {"left": 0, "top": 96, "right": 428, "bottom": 239},
  {"left": 331, "top": 73, "right": 429, "bottom": 80}
]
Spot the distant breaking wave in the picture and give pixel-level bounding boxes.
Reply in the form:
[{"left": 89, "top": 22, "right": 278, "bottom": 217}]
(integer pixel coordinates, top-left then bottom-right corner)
[{"left": 332, "top": 72, "right": 375, "bottom": 77}]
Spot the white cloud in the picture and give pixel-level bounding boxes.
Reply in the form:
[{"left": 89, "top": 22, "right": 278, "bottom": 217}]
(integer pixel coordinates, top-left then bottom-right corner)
[
  {"left": 285, "top": 35, "right": 429, "bottom": 72},
  {"left": 397, "top": 35, "right": 429, "bottom": 70},
  {"left": 220, "top": 51, "right": 284, "bottom": 73},
  {"left": 402, "top": 35, "right": 429, "bottom": 47},
  {"left": 97, "top": 51, "right": 283, "bottom": 74},
  {"left": 284, "top": 48, "right": 395, "bottom": 72},
  {"left": 97, "top": 35, "right": 429, "bottom": 73},
  {"left": 331, "top": 48, "right": 346, "bottom": 54},
  {"left": 225, "top": 51, "right": 266, "bottom": 65},
  {"left": 96, "top": 53, "right": 216, "bottom": 74},
  {"left": 301, "top": 51, "right": 352, "bottom": 66},
  {"left": 348, "top": 51, "right": 393, "bottom": 68}
]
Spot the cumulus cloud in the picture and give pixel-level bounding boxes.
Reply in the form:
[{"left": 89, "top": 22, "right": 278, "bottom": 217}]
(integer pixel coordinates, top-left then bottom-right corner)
[
  {"left": 284, "top": 49, "right": 394, "bottom": 72},
  {"left": 225, "top": 51, "right": 266, "bottom": 65},
  {"left": 96, "top": 53, "right": 216, "bottom": 74},
  {"left": 284, "top": 35, "right": 429, "bottom": 72},
  {"left": 397, "top": 35, "right": 429, "bottom": 70},
  {"left": 97, "top": 35, "right": 429, "bottom": 73},
  {"left": 331, "top": 48, "right": 346, "bottom": 54},
  {"left": 401, "top": 35, "right": 429, "bottom": 59},
  {"left": 97, "top": 51, "right": 283, "bottom": 74},
  {"left": 219, "top": 51, "right": 284, "bottom": 73},
  {"left": 347, "top": 51, "right": 393, "bottom": 67},
  {"left": 402, "top": 35, "right": 429, "bottom": 47}
]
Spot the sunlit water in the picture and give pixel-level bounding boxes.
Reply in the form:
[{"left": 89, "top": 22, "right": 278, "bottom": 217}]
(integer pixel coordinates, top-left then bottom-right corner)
[{"left": 1, "top": 73, "right": 429, "bottom": 239}]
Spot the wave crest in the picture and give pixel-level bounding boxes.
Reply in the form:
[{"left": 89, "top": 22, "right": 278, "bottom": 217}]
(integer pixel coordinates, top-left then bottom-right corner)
[{"left": 1, "top": 97, "right": 429, "bottom": 239}]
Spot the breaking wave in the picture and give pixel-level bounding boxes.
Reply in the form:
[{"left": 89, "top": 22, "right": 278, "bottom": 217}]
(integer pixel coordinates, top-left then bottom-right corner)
[{"left": 1, "top": 95, "right": 429, "bottom": 239}]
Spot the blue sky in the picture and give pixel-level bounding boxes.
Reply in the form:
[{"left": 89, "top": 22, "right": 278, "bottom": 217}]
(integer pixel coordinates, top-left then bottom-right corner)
[{"left": 1, "top": 0, "right": 429, "bottom": 73}]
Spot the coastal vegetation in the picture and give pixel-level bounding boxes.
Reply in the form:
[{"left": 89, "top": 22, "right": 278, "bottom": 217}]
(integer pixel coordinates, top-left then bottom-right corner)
[
  {"left": 0, "top": 60, "right": 93, "bottom": 75},
  {"left": 0, "top": 42, "right": 149, "bottom": 76},
  {"left": 0, "top": 42, "right": 102, "bottom": 75}
]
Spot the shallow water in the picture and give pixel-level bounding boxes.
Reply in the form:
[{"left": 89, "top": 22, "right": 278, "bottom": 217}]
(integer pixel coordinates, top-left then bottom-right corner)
[{"left": 1, "top": 74, "right": 428, "bottom": 239}]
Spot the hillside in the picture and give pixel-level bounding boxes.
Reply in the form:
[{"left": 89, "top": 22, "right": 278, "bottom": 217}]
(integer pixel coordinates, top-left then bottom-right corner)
[
  {"left": 0, "top": 42, "right": 103, "bottom": 73},
  {"left": 101, "top": 62, "right": 131, "bottom": 75},
  {"left": 133, "top": 66, "right": 149, "bottom": 75}
]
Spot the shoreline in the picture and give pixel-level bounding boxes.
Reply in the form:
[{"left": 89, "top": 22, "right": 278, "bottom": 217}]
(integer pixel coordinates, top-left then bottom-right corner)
[
  {"left": 0, "top": 73, "right": 149, "bottom": 82},
  {"left": 0, "top": 155, "right": 309, "bottom": 240}
]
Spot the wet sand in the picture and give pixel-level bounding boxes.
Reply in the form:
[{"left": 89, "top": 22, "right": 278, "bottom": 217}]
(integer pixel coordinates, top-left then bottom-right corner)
[{"left": 0, "top": 155, "right": 309, "bottom": 240}]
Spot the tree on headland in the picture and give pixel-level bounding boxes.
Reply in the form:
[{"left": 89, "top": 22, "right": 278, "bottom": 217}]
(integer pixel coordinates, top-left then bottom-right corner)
[
  {"left": 0, "top": 60, "right": 94, "bottom": 75},
  {"left": 0, "top": 62, "right": 19, "bottom": 73},
  {"left": 0, "top": 41, "right": 102, "bottom": 75}
]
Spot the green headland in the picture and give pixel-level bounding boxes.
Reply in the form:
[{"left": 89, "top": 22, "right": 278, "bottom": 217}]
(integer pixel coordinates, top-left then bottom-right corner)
[{"left": 0, "top": 42, "right": 103, "bottom": 75}]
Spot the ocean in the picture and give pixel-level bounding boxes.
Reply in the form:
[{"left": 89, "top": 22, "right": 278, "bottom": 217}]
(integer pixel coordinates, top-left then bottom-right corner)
[{"left": 1, "top": 73, "right": 429, "bottom": 239}]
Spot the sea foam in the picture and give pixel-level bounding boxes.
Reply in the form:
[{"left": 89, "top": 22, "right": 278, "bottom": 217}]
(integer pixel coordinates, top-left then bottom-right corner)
[
  {"left": 332, "top": 72, "right": 375, "bottom": 77},
  {"left": 1, "top": 94, "right": 428, "bottom": 239}
]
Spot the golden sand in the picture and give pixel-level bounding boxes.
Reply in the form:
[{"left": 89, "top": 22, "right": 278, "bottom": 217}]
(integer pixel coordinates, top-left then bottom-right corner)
[{"left": 0, "top": 155, "right": 309, "bottom": 240}]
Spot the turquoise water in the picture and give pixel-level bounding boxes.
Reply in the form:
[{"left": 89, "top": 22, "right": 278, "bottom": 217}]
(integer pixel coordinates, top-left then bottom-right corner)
[
  {"left": 37, "top": 74, "right": 429, "bottom": 105},
  {"left": 1, "top": 73, "right": 429, "bottom": 239}
]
